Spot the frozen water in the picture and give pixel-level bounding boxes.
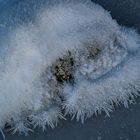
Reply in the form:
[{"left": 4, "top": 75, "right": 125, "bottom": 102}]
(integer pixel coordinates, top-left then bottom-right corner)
[{"left": 0, "top": 0, "right": 140, "bottom": 135}]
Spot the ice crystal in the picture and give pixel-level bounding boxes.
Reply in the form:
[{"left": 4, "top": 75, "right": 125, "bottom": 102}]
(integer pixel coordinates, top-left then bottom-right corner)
[{"left": 0, "top": 0, "right": 140, "bottom": 136}]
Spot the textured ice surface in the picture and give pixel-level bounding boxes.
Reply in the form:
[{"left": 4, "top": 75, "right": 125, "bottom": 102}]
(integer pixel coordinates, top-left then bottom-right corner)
[{"left": 0, "top": 0, "right": 140, "bottom": 136}]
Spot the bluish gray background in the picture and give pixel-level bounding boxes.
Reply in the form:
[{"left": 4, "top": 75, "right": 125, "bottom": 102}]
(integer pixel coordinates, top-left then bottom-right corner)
[{"left": 0, "top": 0, "right": 140, "bottom": 140}]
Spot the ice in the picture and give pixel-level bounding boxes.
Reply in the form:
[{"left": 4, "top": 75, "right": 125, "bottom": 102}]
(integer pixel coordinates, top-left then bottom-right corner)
[{"left": 0, "top": 0, "right": 139, "bottom": 135}]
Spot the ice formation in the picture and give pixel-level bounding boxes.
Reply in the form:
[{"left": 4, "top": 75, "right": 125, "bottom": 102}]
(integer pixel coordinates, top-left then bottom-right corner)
[{"left": 0, "top": 0, "right": 140, "bottom": 136}]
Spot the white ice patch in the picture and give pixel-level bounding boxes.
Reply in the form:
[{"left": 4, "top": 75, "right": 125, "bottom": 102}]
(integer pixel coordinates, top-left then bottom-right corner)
[{"left": 0, "top": 0, "right": 140, "bottom": 135}]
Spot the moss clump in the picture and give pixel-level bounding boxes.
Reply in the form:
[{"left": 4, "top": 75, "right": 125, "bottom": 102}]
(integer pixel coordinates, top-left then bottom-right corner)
[
  {"left": 53, "top": 51, "right": 74, "bottom": 83},
  {"left": 87, "top": 47, "right": 101, "bottom": 59}
]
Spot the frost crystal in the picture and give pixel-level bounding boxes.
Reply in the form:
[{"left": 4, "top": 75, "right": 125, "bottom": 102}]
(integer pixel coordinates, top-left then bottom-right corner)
[{"left": 0, "top": 0, "right": 140, "bottom": 135}]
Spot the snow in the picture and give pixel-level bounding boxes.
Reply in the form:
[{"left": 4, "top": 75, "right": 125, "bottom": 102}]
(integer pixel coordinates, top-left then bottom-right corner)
[{"left": 0, "top": 0, "right": 140, "bottom": 135}]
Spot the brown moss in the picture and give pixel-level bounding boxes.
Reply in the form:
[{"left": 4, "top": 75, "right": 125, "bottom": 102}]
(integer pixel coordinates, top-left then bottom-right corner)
[
  {"left": 52, "top": 51, "right": 74, "bottom": 83},
  {"left": 87, "top": 47, "right": 101, "bottom": 59},
  {"left": 81, "top": 41, "right": 102, "bottom": 59}
]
